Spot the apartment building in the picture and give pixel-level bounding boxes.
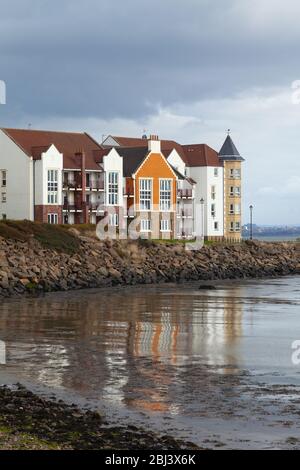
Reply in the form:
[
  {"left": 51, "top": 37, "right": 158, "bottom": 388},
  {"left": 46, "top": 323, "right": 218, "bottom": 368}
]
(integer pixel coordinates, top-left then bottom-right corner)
[
  {"left": 0, "top": 127, "right": 243, "bottom": 241},
  {"left": 0, "top": 129, "right": 196, "bottom": 240},
  {"left": 0, "top": 128, "right": 105, "bottom": 225},
  {"left": 102, "top": 133, "right": 243, "bottom": 241},
  {"left": 100, "top": 136, "right": 195, "bottom": 239}
]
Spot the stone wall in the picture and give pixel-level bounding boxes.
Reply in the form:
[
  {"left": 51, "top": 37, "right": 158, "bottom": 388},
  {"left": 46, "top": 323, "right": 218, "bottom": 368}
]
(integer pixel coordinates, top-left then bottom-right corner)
[{"left": 0, "top": 235, "right": 299, "bottom": 297}]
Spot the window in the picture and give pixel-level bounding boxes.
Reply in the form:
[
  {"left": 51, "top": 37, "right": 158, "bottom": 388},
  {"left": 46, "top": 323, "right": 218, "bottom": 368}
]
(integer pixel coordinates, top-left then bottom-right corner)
[
  {"left": 230, "top": 168, "right": 241, "bottom": 179},
  {"left": 235, "top": 222, "right": 241, "bottom": 232},
  {"left": 211, "top": 185, "right": 216, "bottom": 200},
  {"left": 48, "top": 213, "right": 58, "bottom": 224},
  {"left": 109, "top": 213, "right": 119, "bottom": 226},
  {"left": 214, "top": 168, "right": 219, "bottom": 177},
  {"left": 47, "top": 170, "right": 58, "bottom": 204},
  {"left": 214, "top": 221, "right": 219, "bottom": 231},
  {"left": 2, "top": 214, "right": 6, "bottom": 220},
  {"left": 160, "top": 179, "right": 172, "bottom": 211},
  {"left": 1, "top": 171, "right": 6, "bottom": 187},
  {"left": 235, "top": 186, "right": 241, "bottom": 197},
  {"left": 141, "top": 219, "right": 151, "bottom": 232},
  {"left": 140, "top": 179, "right": 152, "bottom": 211},
  {"left": 108, "top": 172, "right": 118, "bottom": 205},
  {"left": 230, "top": 186, "right": 234, "bottom": 196},
  {"left": 230, "top": 222, "right": 234, "bottom": 232},
  {"left": 160, "top": 219, "right": 170, "bottom": 232},
  {"left": 211, "top": 204, "right": 216, "bottom": 217},
  {"left": 235, "top": 203, "right": 241, "bottom": 214},
  {"left": 229, "top": 204, "right": 234, "bottom": 215},
  {"left": 1, "top": 193, "right": 6, "bottom": 203}
]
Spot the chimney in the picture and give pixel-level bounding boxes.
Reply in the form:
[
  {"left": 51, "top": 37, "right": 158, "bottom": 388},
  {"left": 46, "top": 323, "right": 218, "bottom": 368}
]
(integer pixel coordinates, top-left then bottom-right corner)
[{"left": 148, "top": 134, "right": 161, "bottom": 153}]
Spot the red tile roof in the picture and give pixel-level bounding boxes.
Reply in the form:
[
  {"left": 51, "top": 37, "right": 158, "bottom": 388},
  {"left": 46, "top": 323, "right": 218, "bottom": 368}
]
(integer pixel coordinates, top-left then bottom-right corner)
[
  {"left": 2, "top": 128, "right": 104, "bottom": 170},
  {"left": 181, "top": 144, "right": 223, "bottom": 167},
  {"left": 107, "top": 136, "right": 149, "bottom": 147},
  {"left": 106, "top": 135, "right": 221, "bottom": 167}
]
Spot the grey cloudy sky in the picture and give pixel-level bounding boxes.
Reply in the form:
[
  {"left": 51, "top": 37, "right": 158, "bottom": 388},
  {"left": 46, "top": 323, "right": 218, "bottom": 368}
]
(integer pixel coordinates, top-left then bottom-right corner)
[{"left": 1, "top": 0, "right": 300, "bottom": 225}]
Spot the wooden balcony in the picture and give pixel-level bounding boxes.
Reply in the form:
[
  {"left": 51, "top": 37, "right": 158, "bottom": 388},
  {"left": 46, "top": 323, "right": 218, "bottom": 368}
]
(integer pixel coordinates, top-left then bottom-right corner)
[{"left": 177, "top": 189, "right": 193, "bottom": 199}]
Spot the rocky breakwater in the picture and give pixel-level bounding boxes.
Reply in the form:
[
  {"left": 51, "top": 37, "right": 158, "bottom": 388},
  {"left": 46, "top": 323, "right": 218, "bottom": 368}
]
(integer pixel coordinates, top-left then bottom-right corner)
[{"left": 0, "top": 234, "right": 299, "bottom": 298}]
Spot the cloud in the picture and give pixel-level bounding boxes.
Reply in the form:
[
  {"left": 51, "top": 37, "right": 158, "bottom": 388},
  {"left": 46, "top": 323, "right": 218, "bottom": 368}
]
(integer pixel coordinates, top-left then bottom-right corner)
[
  {"left": 259, "top": 177, "right": 300, "bottom": 196},
  {"left": 1, "top": 0, "right": 300, "bottom": 224}
]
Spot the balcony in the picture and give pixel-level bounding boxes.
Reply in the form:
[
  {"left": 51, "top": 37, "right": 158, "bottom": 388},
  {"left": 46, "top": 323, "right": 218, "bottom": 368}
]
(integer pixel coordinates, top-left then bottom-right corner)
[
  {"left": 63, "top": 203, "right": 83, "bottom": 212},
  {"left": 177, "top": 189, "right": 193, "bottom": 199},
  {"left": 63, "top": 180, "right": 82, "bottom": 190},
  {"left": 178, "top": 231, "right": 194, "bottom": 239},
  {"left": 87, "top": 180, "right": 105, "bottom": 190},
  {"left": 178, "top": 209, "right": 193, "bottom": 218},
  {"left": 87, "top": 203, "right": 104, "bottom": 212}
]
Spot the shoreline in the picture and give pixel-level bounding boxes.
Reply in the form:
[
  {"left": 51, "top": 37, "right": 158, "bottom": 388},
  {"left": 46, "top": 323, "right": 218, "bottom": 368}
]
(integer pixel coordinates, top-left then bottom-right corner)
[
  {"left": 0, "top": 384, "right": 199, "bottom": 450},
  {"left": 0, "top": 233, "right": 299, "bottom": 299}
]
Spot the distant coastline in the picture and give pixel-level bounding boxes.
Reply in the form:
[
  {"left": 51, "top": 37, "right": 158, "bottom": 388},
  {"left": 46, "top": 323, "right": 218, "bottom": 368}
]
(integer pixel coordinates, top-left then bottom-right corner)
[
  {"left": 243, "top": 224, "right": 300, "bottom": 242},
  {"left": 244, "top": 235, "right": 300, "bottom": 242}
]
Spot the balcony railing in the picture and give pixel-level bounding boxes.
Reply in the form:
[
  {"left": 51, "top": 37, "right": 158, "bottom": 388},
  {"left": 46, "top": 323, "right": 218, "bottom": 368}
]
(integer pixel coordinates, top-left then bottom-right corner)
[
  {"left": 63, "top": 180, "right": 82, "bottom": 190},
  {"left": 87, "top": 180, "right": 105, "bottom": 190},
  {"left": 177, "top": 189, "right": 193, "bottom": 199},
  {"left": 88, "top": 203, "right": 104, "bottom": 211},
  {"left": 63, "top": 203, "right": 83, "bottom": 211},
  {"left": 178, "top": 209, "right": 193, "bottom": 218}
]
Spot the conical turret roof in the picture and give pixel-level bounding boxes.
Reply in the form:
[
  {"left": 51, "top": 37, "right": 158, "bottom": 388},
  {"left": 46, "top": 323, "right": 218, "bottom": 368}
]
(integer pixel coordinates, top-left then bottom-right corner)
[{"left": 219, "top": 134, "right": 244, "bottom": 161}]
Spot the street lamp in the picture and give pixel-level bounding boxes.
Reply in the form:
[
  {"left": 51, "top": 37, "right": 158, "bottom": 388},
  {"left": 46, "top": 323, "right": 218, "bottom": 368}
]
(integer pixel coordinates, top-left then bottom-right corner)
[
  {"left": 200, "top": 198, "right": 205, "bottom": 240},
  {"left": 249, "top": 205, "right": 254, "bottom": 240}
]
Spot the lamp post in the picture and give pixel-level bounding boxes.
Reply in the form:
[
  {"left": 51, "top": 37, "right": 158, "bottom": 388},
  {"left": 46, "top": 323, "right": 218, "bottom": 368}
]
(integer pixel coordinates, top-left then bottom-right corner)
[
  {"left": 200, "top": 198, "right": 205, "bottom": 240},
  {"left": 249, "top": 205, "right": 254, "bottom": 240}
]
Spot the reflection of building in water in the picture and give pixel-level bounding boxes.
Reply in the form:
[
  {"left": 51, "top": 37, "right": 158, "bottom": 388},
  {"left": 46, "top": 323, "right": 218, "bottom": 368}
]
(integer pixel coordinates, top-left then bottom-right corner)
[
  {"left": 134, "top": 311, "right": 180, "bottom": 363},
  {"left": 191, "top": 289, "right": 244, "bottom": 368},
  {"left": 0, "top": 286, "right": 244, "bottom": 412}
]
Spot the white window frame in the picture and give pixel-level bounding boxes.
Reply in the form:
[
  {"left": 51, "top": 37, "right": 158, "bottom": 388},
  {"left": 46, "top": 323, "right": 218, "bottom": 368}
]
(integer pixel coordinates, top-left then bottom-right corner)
[
  {"left": 235, "top": 203, "right": 241, "bottom": 215},
  {"left": 230, "top": 168, "right": 241, "bottom": 179},
  {"left": 48, "top": 213, "right": 58, "bottom": 224},
  {"left": 214, "top": 221, "right": 219, "bottom": 231},
  {"left": 109, "top": 213, "right": 119, "bottom": 227},
  {"left": 47, "top": 170, "right": 58, "bottom": 204},
  {"left": 108, "top": 172, "right": 119, "bottom": 206},
  {"left": 214, "top": 168, "right": 219, "bottom": 177},
  {"left": 235, "top": 186, "right": 241, "bottom": 197},
  {"left": 229, "top": 204, "right": 234, "bottom": 215},
  {"left": 139, "top": 179, "right": 152, "bottom": 211},
  {"left": 235, "top": 221, "right": 241, "bottom": 232},
  {"left": 140, "top": 219, "right": 151, "bottom": 232},
  {"left": 160, "top": 219, "right": 171, "bottom": 232},
  {"left": 1, "top": 192, "right": 6, "bottom": 204},
  {"left": 159, "top": 179, "right": 172, "bottom": 212}
]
